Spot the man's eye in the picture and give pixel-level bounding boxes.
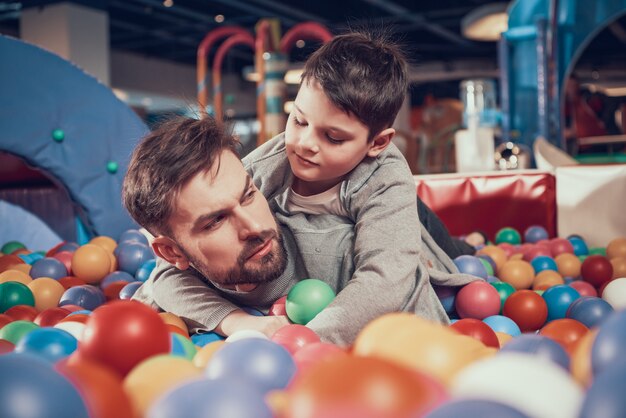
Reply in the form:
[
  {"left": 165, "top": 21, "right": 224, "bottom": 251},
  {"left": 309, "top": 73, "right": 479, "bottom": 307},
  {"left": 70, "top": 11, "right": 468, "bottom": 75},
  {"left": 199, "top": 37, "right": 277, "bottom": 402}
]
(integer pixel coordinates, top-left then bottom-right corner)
[{"left": 204, "top": 215, "right": 226, "bottom": 230}]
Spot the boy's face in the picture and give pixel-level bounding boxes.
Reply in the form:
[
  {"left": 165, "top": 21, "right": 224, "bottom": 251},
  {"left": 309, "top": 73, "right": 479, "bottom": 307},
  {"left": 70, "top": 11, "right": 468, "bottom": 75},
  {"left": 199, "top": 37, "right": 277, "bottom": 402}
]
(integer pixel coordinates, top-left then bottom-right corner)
[
  {"left": 156, "top": 150, "right": 286, "bottom": 290},
  {"left": 284, "top": 80, "right": 390, "bottom": 195}
]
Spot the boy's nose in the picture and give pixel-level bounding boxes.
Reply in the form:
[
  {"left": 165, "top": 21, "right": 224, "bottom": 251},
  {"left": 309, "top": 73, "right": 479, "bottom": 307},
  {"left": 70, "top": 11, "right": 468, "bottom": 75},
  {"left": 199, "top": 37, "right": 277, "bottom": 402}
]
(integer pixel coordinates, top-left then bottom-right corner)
[{"left": 298, "top": 132, "right": 319, "bottom": 153}]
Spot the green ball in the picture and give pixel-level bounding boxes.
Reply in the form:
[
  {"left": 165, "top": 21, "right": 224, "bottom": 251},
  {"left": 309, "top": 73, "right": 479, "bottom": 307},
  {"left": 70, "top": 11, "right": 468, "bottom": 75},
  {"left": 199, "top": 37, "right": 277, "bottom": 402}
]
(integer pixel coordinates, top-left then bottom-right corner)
[
  {"left": 495, "top": 227, "right": 521, "bottom": 245},
  {"left": 490, "top": 281, "right": 516, "bottom": 314},
  {"left": 170, "top": 333, "right": 197, "bottom": 360},
  {"left": 478, "top": 258, "right": 494, "bottom": 276},
  {"left": 106, "top": 161, "right": 119, "bottom": 174},
  {"left": 578, "top": 255, "right": 588, "bottom": 263},
  {"left": 286, "top": 279, "right": 335, "bottom": 325},
  {"left": 0, "top": 281, "right": 35, "bottom": 312},
  {"left": 0, "top": 320, "right": 40, "bottom": 344},
  {"left": 588, "top": 247, "right": 606, "bottom": 256},
  {"left": 51, "top": 129, "right": 65, "bottom": 142},
  {"left": 1, "top": 241, "right": 26, "bottom": 255}
]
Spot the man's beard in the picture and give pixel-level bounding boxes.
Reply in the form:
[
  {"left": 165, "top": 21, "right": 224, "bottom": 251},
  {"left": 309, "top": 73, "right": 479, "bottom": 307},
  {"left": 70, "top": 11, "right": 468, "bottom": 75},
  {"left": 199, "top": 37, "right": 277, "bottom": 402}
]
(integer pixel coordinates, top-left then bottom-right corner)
[{"left": 178, "top": 227, "right": 287, "bottom": 287}]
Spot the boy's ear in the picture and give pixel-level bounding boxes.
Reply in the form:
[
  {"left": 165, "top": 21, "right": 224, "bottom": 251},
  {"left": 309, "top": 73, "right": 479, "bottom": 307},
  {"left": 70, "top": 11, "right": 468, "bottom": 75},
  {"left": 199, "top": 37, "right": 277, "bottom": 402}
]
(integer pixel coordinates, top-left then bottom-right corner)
[
  {"left": 367, "top": 128, "right": 395, "bottom": 158},
  {"left": 152, "top": 236, "right": 190, "bottom": 270}
]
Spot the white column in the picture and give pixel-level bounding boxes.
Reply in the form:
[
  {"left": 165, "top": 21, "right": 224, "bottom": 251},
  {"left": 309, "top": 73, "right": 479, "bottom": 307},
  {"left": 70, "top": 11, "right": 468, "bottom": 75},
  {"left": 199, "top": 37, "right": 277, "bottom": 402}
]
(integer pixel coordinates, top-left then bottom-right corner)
[{"left": 20, "top": 2, "right": 110, "bottom": 85}]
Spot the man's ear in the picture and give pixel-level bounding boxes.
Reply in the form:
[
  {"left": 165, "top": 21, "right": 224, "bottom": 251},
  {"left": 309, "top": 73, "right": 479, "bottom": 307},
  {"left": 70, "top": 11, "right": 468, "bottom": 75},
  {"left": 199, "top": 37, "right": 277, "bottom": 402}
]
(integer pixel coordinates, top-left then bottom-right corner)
[
  {"left": 367, "top": 127, "right": 395, "bottom": 158},
  {"left": 152, "top": 236, "right": 190, "bottom": 270}
]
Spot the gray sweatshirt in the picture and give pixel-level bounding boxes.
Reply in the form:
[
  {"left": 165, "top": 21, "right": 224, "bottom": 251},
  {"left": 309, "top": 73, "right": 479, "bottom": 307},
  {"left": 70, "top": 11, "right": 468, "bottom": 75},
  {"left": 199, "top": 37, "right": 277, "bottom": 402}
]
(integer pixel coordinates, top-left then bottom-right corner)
[{"left": 132, "top": 133, "right": 477, "bottom": 346}]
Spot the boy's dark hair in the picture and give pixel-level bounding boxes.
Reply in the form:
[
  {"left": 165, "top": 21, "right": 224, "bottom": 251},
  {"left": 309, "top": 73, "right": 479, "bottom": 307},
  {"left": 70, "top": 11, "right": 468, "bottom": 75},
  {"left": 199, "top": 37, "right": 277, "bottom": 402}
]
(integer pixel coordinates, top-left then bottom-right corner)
[
  {"left": 122, "top": 116, "right": 238, "bottom": 236},
  {"left": 301, "top": 31, "right": 408, "bottom": 140}
]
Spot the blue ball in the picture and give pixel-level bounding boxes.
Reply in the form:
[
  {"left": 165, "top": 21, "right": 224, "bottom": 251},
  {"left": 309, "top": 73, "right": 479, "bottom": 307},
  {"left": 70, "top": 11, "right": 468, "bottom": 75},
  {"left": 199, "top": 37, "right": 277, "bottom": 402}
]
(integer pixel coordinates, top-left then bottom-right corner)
[
  {"left": 59, "top": 285, "right": 105, "bottom": 310},
  {"left": 205, "top": 338, "right": 296, "bottom": 394},
  {"left": 242, "top": 306, "right": 265, "bottom": 317},
  {"left": 542, "top": 285, "right": 581, "bottom": 322},
  {"left": 118, "top": 229, "right": 150, "bottom": 246},
  {"left": 119, "top": 281, "right": 142, "bottom": 300},
  {"left": 101, "top": 271, "right": 135, "bottom": 288},
  {"left": 530, "top": 255, "right": 558, "bottom": 274},
  {"left": 116, "top": 242, "right": 154, "bottom": 275},
  {"left": 591, "top": 310, "right": 626, "bottom": 378},
  {"left": 566, "top": 296, "right": 614, "bottom": 329},
  {"left": 454, "top": 255, "right": 489, "bottom": 279},
  {"left": 148, "top": 377, "right": 272, "bottom": 418},
  {"left": 191, "top": 332, "right": 225, "bottom": 347},
  {"left": 524, "top": 225, "right": 549, "bottom": 244},
  {"left": 135, "top": 259, "right": 157, "bottom": 282},
  {"left": 483, "top": 315, "right": 521, "bottom": 336},
  {"left": 477, "top": 254, "right": 497, "bottom": 274},
  {"left": 29, "top": 257, "right": 68, "bottom": 280},
  {"left": 57, "top": 242, "right": 79, "bottom": 253},
  {"left": 15, "top": 327, "right": 77, "bottom": 363},
  {"left": 579, "top": 362, "right": 626, "bottom": 418},
  {"left": 433, "top": 285, "right": 458, "bottom": 316},
  {"left": 0, "top": 353, "right": 89, "bottom": 418},
  {"left": 426, "top": 399, "right": 528, "bottom": 418},
  {"left": 568, "top": 237, "right": 589, "bottom": 256},
  {"left": 486, "top": 275, "right": 499, "bottom": 283},
  {"left": 499, "top": 334, "right": 569, "bottom": 370}
]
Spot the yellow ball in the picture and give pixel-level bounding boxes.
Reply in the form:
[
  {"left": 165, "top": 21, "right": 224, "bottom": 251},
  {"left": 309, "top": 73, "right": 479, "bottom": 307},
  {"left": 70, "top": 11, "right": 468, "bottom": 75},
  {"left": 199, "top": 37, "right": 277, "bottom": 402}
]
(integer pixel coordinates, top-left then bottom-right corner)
[
  {"left": 555, "top": 253, "right": 582, "bottom": 278},
  {"left": 192, "top": 341, "right": 226, "bottom": 369},
  {"left": 607, "top": 237, "right": 626, "bottom": 260},
  {"left": 89, "top": 235, "right": 118, "bottom": 254},
  {"left": 27, "top": 277, "right": 65, "bottom": 311},
  {"left": 498, "top": 260, "right": 535, "bottom": 290},
  {"left": 0, "top": 269, "right": 32, "bottom": 285},
  {"left": 71, "top": 244, "right": 111, "bottom": 283}
]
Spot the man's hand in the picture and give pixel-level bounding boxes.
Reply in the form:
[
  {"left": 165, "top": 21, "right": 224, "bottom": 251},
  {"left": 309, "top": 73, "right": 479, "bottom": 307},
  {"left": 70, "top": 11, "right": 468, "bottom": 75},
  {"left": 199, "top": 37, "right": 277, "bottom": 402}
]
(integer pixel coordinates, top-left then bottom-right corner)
[{"left": 216, "top": 310, "right": 290, "bottom": 338}]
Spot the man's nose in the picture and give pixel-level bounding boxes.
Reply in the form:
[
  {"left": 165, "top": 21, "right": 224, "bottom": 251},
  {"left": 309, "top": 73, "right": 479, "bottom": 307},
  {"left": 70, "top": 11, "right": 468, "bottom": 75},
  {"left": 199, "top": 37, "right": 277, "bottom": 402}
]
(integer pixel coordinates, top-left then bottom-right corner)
[{"left": 236, "top": 207, "right": 264, "bottom": 240}]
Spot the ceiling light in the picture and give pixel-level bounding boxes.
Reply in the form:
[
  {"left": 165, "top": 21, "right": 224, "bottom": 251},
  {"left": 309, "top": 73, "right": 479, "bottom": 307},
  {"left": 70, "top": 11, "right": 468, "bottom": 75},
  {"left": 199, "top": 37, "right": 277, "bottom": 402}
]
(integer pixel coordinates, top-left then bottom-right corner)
[
  {"left": 215, "top": 14, "right": 224, "bottom": 23},
  {"left": 163, "top": 0, "right": 174, "bottom": 8},
  {"left": 461, "top": 2, "right": 509, "bottom": 41},
  {"left": 284, "top": 68, "right": 303, "bottom": 85},
  {"left": 295, "top": 39, "right": 305, "bottom": 48},
  {"left": 284, "top": 101, "right": 294, "bottom": 114}
]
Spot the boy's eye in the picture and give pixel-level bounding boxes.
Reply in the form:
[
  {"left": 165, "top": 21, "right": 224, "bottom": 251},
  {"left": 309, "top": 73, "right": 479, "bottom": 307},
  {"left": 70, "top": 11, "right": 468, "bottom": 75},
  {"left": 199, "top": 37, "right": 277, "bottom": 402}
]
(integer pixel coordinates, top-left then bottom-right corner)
[
  {"left": 326, "top": 135, "right": 344, "bottom": 145},
  {"left": 293, "top": 115, "right": 306, "bottom": 126},
  {"left": 243, "top": 189, "right": 256, "bottom": 202}
]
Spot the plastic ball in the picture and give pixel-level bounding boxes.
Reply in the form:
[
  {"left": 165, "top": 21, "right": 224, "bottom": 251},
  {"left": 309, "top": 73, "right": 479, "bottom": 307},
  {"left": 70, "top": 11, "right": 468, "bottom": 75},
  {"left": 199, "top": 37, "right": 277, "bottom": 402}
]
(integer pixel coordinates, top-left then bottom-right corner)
[
  {"left": 288, "top": 355, "right": 447, "bottom": 418},
  {"left": 539, "top": 318, "right": 588, "bottom": 355},
  {"left": 89, "top": 236, "right": 118, "bottom": 254},
  {"left": 58, "top": 275, "right": 87, "bottom": 289},
  {"left": 568, "top": 237, "right": 589, "bottom": 256},
  {"left": 0, "top": 280, "right": 35, "bottom": 312},
  {"left": 610, "top": 257, "right": 626, "bottom": 279},
  {"left": 433, "top": 285, "right": 458, "bottom": 316},
  {"left": 455, "top": 281, "right": 501, "bottom": 319},
  {"left": 271, "top": 324, "right": 321, "bottom": 355},
  {"left": 118, "top": 229, "right": 150, "bottom": 246},
  {"left": 79, "top": 300, "right": 171, "bottom": 376},
  {"left": 0, "top": 269, "right": 32, "bottom": 285},
  {"left": 606, "top": 237, "right": 626, "bottom": 260},
  {"left": 170, "top": 333, "right": 197, "bottom": 360},
  {"left": 119, "top": 281, "right": 142, "bottom": 299},
  {"left": 100, "top": 271, "right": 135, "bottom": 289},
  {"left": 59, "top": 285, "right": 105, "bottom": 311},
  {"left": 454, "top": 255, "right": 489, "bottom": 279},
  {"left": 205, "top": 338, "right": 296, "bottom": 394},
  {"left": 571, "top": 328, "right": 597, "bottom": 387},
  {"left": 192, "top": 340, "right": 225, "bottom": 368},
  {"left": 477, "top": 245, "right": 508, "bottom": 272},
  {"left": 549, "top": 238, "right": 575, "bottom": 257},
  {"left": 591, "top": 310, "right": 626, "bottom": 377},
  {"left": 51, "top": 251, "right": 73, "bottom": 275},
  {"left": 524, "top": 225, "right": 549, "bottom": 243},
  {"left": 190, "top": 331, "right": 225, "bottom": 347},
  {"left": 566, "top": 296, "right": 614, "bottom": 328},
  {"left": 71, "top": 244, "right": 111, "bottom": 283},
  {"left": 498, "top": 259, "right": 535, "bottom": 290},
  {"left": 15, "top": 327, "right": 77, "bottom": 362},
  {"left": 34, "top": 307, "right": 71, "bottom": 327},
  {"left": 531, "top": 255, "right": 558, "bottom": 274},
  {"left": 589, "top": 247, "right": 607, "bottom": 256},
  {"left": 490, "top": 281, "right": 516, "bottom": 313},
  {"left": 450, "top": 318, "right": 499, "bottom": 348},
  {"left": 0, "top": 352, "right": 89, "bottom": 418},
  {"left": 450, "top": 352, "right": 583, "bottom": 418},
  {"left": 483, "top": 315, "right": 521, "bottom": 337},
  {"left": 568, "top": 280, "right": 597, "bottom": 297},
  {"left": 135, "top": 259, "right": 156, "bottom": 282},
  {"left": 495, "top": 227, "right": 522, "bottom": 245},
  {"left": 555, "top": 253, "right": 582, "bottom": 278},
  {"left": 581, "top": 255, "right": 613, "bottom": 288},
  {"left": 503, "top": 289, "right": 548, "bottom": 332},
  {"left": 426, "top": 399, "right": 528, "bottom": 418},
  {"left": 0, "top": 319, "right": 40, "bottom": 344},
  {"left": 522, "top": 245, "right": 552, "bottom": 262},
  {"left": 116, "top": 242, "right": 154, "bottom": 276},
  {"left": 286, "top": 279, "right": 335, "bottom": 324},
  {"left": 5, "top": 304, "right": 38, "bottom": 321},
  {"left": 579, "top": 362, "right": 626, "bottom": 418},
  {"left": 500, "top": 334, "right": 569, "bottom": 370},
  {"left": 2, "top": 241, "right": 27, "bottom": 254},
  {"left": 54, "top": 321, "right": 86, "bottom": 341},
  {"left": 27, "top": 277, "right": 65, "bottom": 311},
  {"left": 292, "top": 342, "right": 347, "bottom": 374},
  {"left": 269, "top": 295, "right": 287, "bottom": 316},
  {"left": 148, "top": 377, "right": 272, "bottom": 418},
  {"left": 477, "top": 255, "right": 495, "bottom": 276},
  {"left": 29, "top": 257, "right": 68, "bottom": 280},
  {"left": 542, "top": 285, "right": 581, "bottom": 321},
  {"left": 532, "top": 269, "right": 565, "bottom": 290},
  {"left": 601, "top": 277, "right": 626, "bottom": 309}
]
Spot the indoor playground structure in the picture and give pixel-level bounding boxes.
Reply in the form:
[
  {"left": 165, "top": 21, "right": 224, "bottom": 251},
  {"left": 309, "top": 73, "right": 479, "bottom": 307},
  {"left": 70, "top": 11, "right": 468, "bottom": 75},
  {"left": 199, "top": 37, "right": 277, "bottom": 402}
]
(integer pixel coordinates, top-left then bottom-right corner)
[{"left": 1, "top": 0, "right": 626, "bottom": 417}]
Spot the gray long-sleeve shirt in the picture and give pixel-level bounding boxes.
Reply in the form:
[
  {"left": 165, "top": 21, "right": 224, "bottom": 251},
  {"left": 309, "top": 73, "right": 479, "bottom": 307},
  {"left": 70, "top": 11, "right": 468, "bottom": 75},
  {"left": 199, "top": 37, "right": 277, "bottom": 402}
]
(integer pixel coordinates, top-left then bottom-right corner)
[{"left": 132, "top": 134, "right": 477, "bottom": 346}]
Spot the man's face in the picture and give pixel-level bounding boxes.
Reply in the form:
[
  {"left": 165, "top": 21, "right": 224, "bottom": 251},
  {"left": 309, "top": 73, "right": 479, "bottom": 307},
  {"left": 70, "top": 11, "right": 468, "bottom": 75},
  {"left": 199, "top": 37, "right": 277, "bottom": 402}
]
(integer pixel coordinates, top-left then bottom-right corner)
[
  {"left": 284, "top": 79, "right": 378, "bottom": 195},
  {"left": 166, "top": 150, "right": 286, "bottom": 289}
]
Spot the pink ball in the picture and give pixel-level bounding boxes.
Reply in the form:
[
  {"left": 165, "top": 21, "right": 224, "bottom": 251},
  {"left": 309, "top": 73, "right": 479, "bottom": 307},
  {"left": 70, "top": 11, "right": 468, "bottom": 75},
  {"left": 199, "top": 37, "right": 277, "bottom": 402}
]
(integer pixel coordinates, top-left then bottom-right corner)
[
  {"left": 523, "top": 245, "right": 553, "bottom": 262},
  {"left": 550, "top": 238, "right": 575, "bottom": 257},
  {"left": 455, "top": 281, "right": 501, "bottom": 319},
  {"left": 569, "top": 280, "right": 598, "bottom": 297},
  {"left": 269, "top": 295, "right": 287, "bottom": 316},
  {"left": 293, "top": 342, "right": 347, "bottom": 374},
  {"left": 271, "top": 324, "right": 320, "bottom": 355}
]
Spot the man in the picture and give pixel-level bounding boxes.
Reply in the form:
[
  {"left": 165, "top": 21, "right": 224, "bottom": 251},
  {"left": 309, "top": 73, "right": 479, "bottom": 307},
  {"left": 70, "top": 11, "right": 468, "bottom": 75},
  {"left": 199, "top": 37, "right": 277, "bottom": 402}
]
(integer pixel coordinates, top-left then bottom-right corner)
[{"left": 123, "top": 116, "right": 476, "bottom": 346}]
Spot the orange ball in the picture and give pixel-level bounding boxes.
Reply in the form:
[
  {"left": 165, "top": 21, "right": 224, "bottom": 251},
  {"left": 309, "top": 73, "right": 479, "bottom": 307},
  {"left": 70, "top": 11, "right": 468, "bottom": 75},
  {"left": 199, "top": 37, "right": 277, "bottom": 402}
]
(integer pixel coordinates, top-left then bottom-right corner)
[
  {"left": 71, "top": 244, "right": 111, "bottom": 283},
  {"left": 532, "top": 270, "right": 564, "bottom": 291},
  {"left": 192, "top": 340, "right": 225, "bottom": 369},
  {"left": 159, "top": 312, "right": 189, "bottom": 335},
  {"left": 498, "top": 260, "right": 535, "bottom": 290},
  {"left": 27, "top": 277, "right": 65, "bottom": 311},
  {"left": 606, "top": 237, "right": 626, "bottom": 260},
  {"left": 610, "top": 257, "right": 626, "bottom": 279},
  {"left": 539, "top": 318, "right": 589, "bottom": 355},
  {"left": 555, "top": 253, "right": 582, "bottom": 278},
  {"left": 570, "top": 328, "right": 597, "bottom": 388},
  {"left": 477, "top": 245, "right": 508, "bottom": 272},
  {"left": 89, "top": 236, "right": 118, "bottom": 254},
  {"left": 9, "top": 263, "right": 32, "bottom": 274},
  {"left": 0, "top": 269, "right": 33, "bottom": 285}
]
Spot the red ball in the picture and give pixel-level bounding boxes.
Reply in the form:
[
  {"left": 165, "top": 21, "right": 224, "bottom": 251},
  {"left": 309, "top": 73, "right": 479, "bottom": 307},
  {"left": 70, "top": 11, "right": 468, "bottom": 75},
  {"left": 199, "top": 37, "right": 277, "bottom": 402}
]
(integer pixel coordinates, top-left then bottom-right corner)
[
  {"left": 523, "top": 245, "right": 552, "bottom": 262},
  {"left": 581, "top": 255, "right": 613, "bottom": 288},
  {"left": 450, "top": 318, "right": 500, "bottom": 348},
  {"left": 549, "top": 238, "right": 575, "bottom": 257},
  {"left": 539, "top": 318, "right": 589, "bottom": 355},
  {"left": 0, "top": 313, "right": 14, "bottom": 329},
  {"left": 502, "top": 290, "right": 548, "bottom": 332},
  {"left": 568, "top": 280, "right": 598, "bottom": 297},
  {"left": 34, "top": 307, "right": 71, "bottom": 327},
  {"left": 455, "top": 281, "right": 501, "bottom": 319},
  {"left": 78, "top": 300, "right": 170, "bottom": 376},
  {"left": 0, "top": 339, "right": 14, "bottom": 353},
  {"left": 271, "top": 324, "right": 321, "bottom": 355},
  {"left": 4, "top": 304, "right": 39, "bottom": 321},
  {"left": 58, "top": 276, "right": 87, "bottom": 290},
  {"left": 269, "top": 295, "right": 287, "bottom": 316},
  {"left": 293, "top": 342, "right": 348, "bottom": 374},
  {"left": 52, "top": 251, "right": 74, "bottom": 275}
]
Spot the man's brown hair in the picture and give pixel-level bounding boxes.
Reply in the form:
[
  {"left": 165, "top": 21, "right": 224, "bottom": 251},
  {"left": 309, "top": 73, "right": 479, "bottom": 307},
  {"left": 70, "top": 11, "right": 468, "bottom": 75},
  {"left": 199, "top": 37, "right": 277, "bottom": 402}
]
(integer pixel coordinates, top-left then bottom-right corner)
[{"left": 122, "top": 116, "right": 238, "bottom": 236}]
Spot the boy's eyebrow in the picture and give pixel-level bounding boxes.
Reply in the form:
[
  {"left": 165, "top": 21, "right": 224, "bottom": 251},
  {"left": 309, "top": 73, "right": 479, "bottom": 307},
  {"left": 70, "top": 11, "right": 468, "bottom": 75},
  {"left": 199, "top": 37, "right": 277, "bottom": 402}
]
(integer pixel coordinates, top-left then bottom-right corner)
[
  {"left": 294, "top": 103, "right": 352, "bottom": 135},
  {"left": 191, "top": 175, "right": 253, "bottom": 231}
]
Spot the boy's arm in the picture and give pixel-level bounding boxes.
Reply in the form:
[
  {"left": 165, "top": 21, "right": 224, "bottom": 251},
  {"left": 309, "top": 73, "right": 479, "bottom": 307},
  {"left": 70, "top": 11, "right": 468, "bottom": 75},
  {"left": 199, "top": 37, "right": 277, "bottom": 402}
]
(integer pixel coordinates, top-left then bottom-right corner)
[{"left": 139, "top": 259, "right": 289, "bottom": 337}]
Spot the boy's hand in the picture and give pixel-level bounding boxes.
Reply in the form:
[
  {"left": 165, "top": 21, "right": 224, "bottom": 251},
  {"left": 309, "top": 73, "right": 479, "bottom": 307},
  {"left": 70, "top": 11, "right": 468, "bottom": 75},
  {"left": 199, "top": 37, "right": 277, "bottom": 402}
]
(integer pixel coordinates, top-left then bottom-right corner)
[{"left": 216, "top": 310, "right": 290, "bottom": 338}]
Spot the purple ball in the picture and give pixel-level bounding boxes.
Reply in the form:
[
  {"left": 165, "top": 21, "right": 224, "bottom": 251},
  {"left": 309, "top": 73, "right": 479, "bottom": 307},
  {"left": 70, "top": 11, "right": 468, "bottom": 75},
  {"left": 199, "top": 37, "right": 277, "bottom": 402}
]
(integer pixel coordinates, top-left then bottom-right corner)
[
  {"left": 29, "top": 257, "right": 68, "bottom": 280},
  {"left": 454, "top": 255, "right": 489, "bottom": 279},
  {"left": 566, "top": 296, "right": 614, "bottom": 329},
  {"left": 100, "top": 271, "right": 135, "bottom": 289},
  {"left": 499, "top": 334, "right": 570, "bottom": 370},
  {"left": 118, "top": 229, "right": 150, "bottom": 246},
  {"left": 524, "top": 225, "right": 549, "bottom": 243},
  {"left": 59, "top": 285, "right": 105, "bottom": 310},
  {"left": 119, "top": 281, "right": 142, "bottom": 300},
  {"left": 116, "top": 242, "right": 154, "bottom": 275}
]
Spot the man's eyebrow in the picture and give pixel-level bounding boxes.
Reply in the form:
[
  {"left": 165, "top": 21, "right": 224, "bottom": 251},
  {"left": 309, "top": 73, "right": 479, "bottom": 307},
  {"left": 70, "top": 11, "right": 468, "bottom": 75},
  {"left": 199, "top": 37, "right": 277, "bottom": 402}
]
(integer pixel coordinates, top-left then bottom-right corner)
[{"left": 191, "top": 175, "right": 253, "bottom": 231}]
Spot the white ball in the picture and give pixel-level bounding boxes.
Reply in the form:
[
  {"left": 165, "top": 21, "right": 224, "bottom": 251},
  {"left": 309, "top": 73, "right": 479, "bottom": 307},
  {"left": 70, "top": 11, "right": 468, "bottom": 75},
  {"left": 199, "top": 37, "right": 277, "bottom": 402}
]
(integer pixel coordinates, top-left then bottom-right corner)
[
  {"left": 451, "top": 352, "right": 584, "bottom": 418},
  {"left": 225, "top": 329, "right": 268, "bottom": 343},
  {"left": 54, "top": 321, "right": 86, "bottom": 341},
  {"left": 602, "top": 277, "right": 626, "bottom": 309}
]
